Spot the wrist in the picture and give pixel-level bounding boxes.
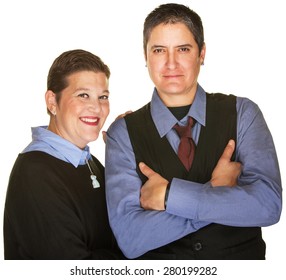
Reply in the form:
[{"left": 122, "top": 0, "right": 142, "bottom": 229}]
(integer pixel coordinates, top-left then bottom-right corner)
[{"left": 164, "top": 182, "right": 171, "bottom": 210}]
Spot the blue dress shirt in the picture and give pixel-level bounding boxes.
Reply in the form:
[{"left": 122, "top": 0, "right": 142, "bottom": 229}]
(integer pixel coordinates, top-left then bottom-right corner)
[
  {"left": 23, "top": 126, "right": 91, "bottom": 166},
  {"left": 105, "top": 85, "right": 282, "bottom": 259}
]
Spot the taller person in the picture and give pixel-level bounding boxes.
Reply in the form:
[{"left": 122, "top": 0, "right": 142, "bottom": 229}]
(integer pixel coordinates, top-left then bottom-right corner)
[{"left": 105, "top": 3, "right": 282, "bottom": 259}]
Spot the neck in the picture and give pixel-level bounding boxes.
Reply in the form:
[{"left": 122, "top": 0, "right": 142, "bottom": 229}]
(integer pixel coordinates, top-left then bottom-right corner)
[
  {"left": 168, "top": 104, "right": 191, "bottom": 121},
  {"left": 157, "top": 84, "right": 197, "bottom": 107}
]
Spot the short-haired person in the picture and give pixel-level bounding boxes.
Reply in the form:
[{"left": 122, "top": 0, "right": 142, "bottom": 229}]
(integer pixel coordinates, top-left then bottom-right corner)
[
  {"left": 105, "top": 3, "right": 282, "bottom": 259},
  {"left": 4, "top": 49, "right": 122, "bottom": 259}
]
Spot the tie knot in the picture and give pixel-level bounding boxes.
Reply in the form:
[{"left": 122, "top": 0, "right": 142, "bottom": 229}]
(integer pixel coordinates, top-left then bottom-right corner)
[{"left": 173, "top": 117, "right": 195, "bottom": 138}]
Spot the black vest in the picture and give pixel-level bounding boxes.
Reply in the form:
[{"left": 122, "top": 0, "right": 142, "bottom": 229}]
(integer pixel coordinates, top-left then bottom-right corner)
[{"left": 125, "top": 93, "right": 265, "bottom": 260}]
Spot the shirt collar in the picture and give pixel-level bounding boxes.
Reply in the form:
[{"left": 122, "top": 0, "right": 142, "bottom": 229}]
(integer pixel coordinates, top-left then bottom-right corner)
[
  {"left": 31, "top": 126, "right": 91, "bottom": 167},
  {"left": 151, "top": 84, "right": 206, "bottom": 137}
]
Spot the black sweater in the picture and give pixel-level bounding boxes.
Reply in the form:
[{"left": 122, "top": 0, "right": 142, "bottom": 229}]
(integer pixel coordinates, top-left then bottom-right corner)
[{"left": 4, "top": 151, "right": 121, "bottom": 259}]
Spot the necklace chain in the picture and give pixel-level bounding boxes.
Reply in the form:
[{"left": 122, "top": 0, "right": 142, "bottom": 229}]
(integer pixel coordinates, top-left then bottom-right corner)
[{"left": 85, "top": 158, "right": 100, "bottom": 188}]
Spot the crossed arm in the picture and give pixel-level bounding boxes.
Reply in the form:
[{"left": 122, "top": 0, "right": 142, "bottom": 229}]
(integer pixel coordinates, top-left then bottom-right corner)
[{"left": 140, "top": 139, "right": 241, "bottom": 211}]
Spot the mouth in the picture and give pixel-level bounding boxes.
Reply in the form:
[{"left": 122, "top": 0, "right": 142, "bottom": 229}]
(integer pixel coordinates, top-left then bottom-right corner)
[
  {"left": 80, "top": 117, "right": 100, "bottom": 126},
  {"left": 163, "top": 74, "right": 183, "bottom": 79}
]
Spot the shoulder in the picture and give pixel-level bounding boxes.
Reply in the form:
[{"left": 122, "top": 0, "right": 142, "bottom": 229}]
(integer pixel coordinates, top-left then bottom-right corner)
[
  {"left": 236, "top": 96, "right": 261, "bottom": 120},
  {"left": 12, "top": 151, "right": 56, "bottom": 170},
  {"left": 207, "top": 92, "right": 261, "bottom": 116},
  {"left": 7, "top": 152, "right": 70, "bottom": 197},
  {"left": 10, "top": 151, "right": 70, "bottom": 183},
  {"left": 105, "top": 117, "right": 132, "bottom": 153},
  {"left": 107, "top": 117, "right": 127, "bottom": 138},
  {"left": 20, "top": 151, "right": 64, "bottom": 164},
  {"left": 236, "top": 95, "right": 259, "bottom": 109}
]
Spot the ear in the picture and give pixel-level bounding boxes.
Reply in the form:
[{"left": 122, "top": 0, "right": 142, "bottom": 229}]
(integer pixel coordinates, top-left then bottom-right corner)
[
  {"left": 200, "top": 43, "right": 206, "bottom": 65},
  {"left": 143, "top": 49, "right": 148, "bottom": 67},
  {"left": 45, "top": 90, "right": 57, "bottom": 115}
]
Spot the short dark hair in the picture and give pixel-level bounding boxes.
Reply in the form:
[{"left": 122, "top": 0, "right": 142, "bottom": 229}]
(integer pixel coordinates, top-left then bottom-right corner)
[
  {"left": 143, "top": 3, "right": 204, "bottom": 56},
  {"left": 47, "top": 49, "right": 110, "bottom": 96}
]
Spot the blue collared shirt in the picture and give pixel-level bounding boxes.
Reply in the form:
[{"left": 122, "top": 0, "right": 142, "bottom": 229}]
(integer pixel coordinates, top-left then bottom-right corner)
[
  {"left": 23, "top": 126, "right": 91, "bottom": 166},
  {"left": 105, "top": 85, "right": 282, "bottom": 259}
]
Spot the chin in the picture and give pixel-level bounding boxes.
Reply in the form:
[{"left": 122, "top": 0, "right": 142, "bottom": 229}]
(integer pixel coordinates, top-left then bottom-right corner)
[{"left": 90, "top": 132, "right": 100, "bottom": 142}]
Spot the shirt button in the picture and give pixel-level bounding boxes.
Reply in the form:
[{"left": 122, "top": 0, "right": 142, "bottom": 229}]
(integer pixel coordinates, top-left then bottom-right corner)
[{"left": 193, "top": 242, "right": 202, "bottom": 251}]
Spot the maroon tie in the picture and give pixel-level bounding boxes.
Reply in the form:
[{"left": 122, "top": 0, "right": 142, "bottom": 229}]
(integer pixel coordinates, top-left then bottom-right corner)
[{"left": 173, "top": 117, "right": 196, "bottom": 171}]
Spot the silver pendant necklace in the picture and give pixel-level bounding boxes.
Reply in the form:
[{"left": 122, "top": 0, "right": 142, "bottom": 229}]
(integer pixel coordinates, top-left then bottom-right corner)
[{"left": 85, "top": 158, "right": 100, "bottom": 188}]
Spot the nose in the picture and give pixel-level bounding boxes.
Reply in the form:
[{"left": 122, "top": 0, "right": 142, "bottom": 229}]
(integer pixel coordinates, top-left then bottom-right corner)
[
  {"left": 166, "top": 51, "right": 178, "bottom": 70},
  {"left": 89, "top": 98, "right": 102, "bottom": 114}
]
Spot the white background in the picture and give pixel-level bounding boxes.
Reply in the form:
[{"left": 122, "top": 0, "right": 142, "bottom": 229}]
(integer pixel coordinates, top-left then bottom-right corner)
[{"left": 0, "top": 0, "right": 285, "bottom": 278}]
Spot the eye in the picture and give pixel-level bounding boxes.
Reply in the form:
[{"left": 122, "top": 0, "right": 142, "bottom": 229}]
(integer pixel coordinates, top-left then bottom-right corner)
[
  {"left": 99, "top": 95, "right": 109, "bottom": 100},
  {"left": 153, "top": 48, "right": 165, "bottom": 54},
  {"left": 178, "top": 47, "right": 190, "bottom": 52},
  {"left": 78, "top": 93, "right": 89, "bottom": 98}
]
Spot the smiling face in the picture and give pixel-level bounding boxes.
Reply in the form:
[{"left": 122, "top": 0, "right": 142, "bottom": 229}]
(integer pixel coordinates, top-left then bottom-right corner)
[
  {"left": 145, "top": 22, "right": 206, "bottom": 106},
  {"left": 46, "top": 70, "right": 110, "bottom": 148}
]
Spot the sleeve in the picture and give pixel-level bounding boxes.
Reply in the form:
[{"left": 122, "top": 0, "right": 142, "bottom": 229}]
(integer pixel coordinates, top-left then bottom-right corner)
[
  {"left": 105, "top": 118, "right": 209, "bottom": 259},
  {"left": 4, "top": 155, "right": 117, "bottom": 260},
  {"left": 166, "top": 98, "right": 282, "bottom": 227}
]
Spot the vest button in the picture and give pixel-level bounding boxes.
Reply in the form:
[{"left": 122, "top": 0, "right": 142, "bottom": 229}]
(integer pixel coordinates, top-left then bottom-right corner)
[{"left": 193, "top": 242, "right": 202, "bottom": 251}]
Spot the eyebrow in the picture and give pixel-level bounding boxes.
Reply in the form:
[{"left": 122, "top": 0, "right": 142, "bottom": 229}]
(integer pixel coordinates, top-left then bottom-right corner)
[
  {"left": 151, "top": 43, "right": 193, "bottom": 50},
  {"left": 101, "top": 89, "right": 110, "bottom": 94},
  {"left": 75, "top": 87, "right": 90, "bottom": 91},
  {"left": 150, "top": 45, "right": 165, "bottom": 50},
  {"left": 177, "top": 44, "right": 193, "bottom": 48},
  {"left": 75, "top": 88, "right": 110, "bottom": 94}
]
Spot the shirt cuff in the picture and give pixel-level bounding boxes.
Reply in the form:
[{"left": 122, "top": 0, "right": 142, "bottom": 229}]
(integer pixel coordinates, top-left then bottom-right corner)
[{"left": 164, "top": 181, "right": 171, "bottom": 210}]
